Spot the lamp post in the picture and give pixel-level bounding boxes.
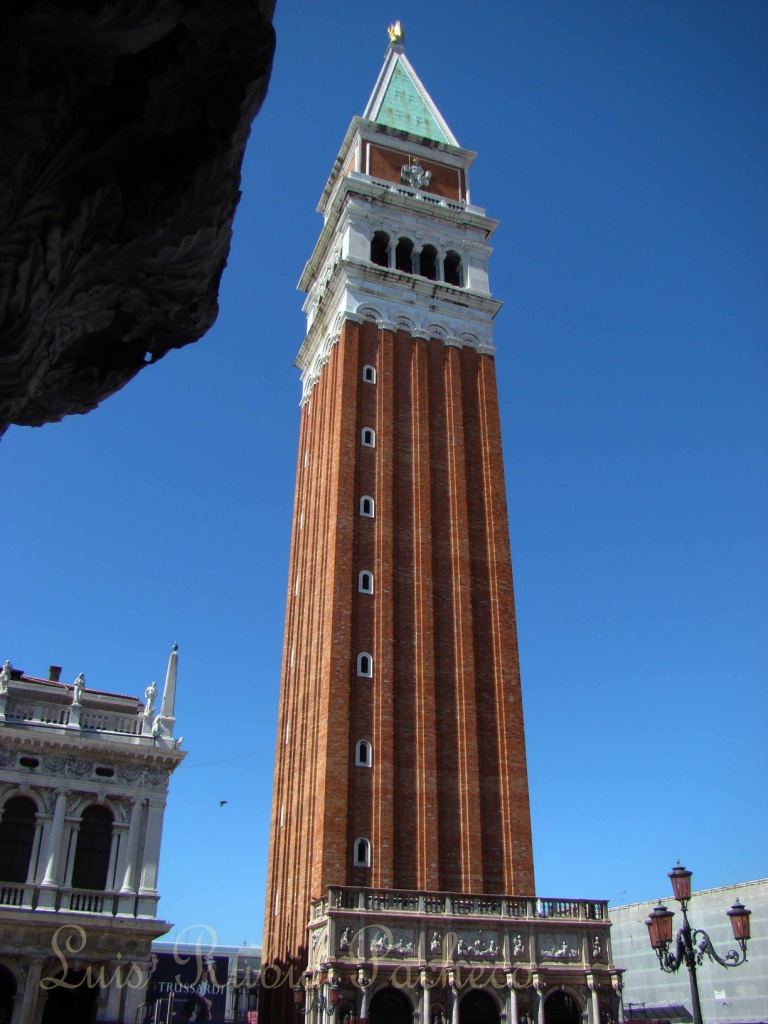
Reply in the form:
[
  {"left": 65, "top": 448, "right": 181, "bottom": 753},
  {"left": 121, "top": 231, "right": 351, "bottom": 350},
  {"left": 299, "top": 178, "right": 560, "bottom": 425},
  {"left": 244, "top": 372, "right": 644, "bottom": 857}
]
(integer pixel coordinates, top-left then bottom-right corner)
[
  {"left": 293, "top": 970, "right": 341, "bottom": 1019},
  {"left": 645, "top": 863, "right": 751, "bottom": 1024}
]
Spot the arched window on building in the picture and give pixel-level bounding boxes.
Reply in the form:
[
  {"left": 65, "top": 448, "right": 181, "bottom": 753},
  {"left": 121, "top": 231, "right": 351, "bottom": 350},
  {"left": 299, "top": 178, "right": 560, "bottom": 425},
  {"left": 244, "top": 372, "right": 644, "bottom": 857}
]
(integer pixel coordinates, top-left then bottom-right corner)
[
  {"left": 360, "top": 496, "right": 374, "bottom": 518},
  {"left": 353, "top": 837, "right": 371, "bottom": 867},
  {"left": 361, "top": 427, "right": 375, "bottom": 448},
  {"left": 419, "top": 244, "right": 438, "bottom": 281},
  {"left": 355, "top": 740, "right": 372, "bottom": 767},
  {"left": 71, "top": 805, "right": 113, "bottom": 891},
  {"left": 357, "top": 653, "right": 373, "bottom": 678},
  {"left": 358, "top": 570, "right": 373, "bottom": 594},
  {"left": 395, "top": 237, "right": 414, "bottom": 274},
  {"left": 370, "top": 231, "right": 390, "bottom": 268},
  {"left": 444, "top": 250, "right": 463, "bottom": 286},
  {"left": 0, "top": 796, "right": 37, "bottom": 883},
  {"left": 362, "top": 365, "right": 376, "bottom": 384}
]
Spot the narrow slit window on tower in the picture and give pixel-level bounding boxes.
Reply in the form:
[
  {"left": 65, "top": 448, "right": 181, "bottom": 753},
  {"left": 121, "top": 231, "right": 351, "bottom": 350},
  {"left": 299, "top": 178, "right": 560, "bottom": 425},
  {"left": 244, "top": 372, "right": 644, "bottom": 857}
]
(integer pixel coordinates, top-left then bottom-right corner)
[
  {"left": 362, "top": 365, "right": 376, "bottom": 383},
  {"left": 353, "top": 837, "right": 371, "bottom": 867},
  {"left": 357, "top": 652, "right": 373, "bottom": 677},
  {"left": 370, "top": 230, "right": 390, "bottom": 268},
  {"left": 419, "top": 244, "right": 438, "bottom": 281},
  {"left": 358, "top": 570, "right": 373, "bottom": 594},
  {"left": 355, "top": 740, "right": 372, "bottom": 767},
  {"left": 361, "top": 427, "right": 375, "bottom": 448},
  {"left": 360, "top": 496, "right": 374, "bottom": 518},
  {"left": 444, "top": 250, "right": 463, "bottom": 287},
  {"left": 395, "top": 237, "right": 414, "bottom": 274}
]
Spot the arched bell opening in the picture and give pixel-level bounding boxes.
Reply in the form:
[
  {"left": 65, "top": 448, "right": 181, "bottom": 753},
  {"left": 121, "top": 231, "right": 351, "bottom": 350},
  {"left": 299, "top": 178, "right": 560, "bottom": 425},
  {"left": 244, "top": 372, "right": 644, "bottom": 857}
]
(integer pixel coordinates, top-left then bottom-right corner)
[
  {"left": 419, "top": 244, "right": 438, "bottom": 281},
  {"left": 371, "top": 231, "right": 390, "bottom": 267},
  {"left": 395, "top": 237, "right": 414, "bottom": 274},
  {"left": 444, "top": 250, "right": 463, "bottom": 286}
]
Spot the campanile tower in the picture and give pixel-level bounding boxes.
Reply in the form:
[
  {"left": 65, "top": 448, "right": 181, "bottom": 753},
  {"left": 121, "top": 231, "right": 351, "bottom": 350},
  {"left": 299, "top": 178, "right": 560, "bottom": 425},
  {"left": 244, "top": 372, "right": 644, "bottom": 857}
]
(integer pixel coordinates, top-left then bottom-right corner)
[{"left": 263, "top": 29, "right": 618, "bottom": 1024}]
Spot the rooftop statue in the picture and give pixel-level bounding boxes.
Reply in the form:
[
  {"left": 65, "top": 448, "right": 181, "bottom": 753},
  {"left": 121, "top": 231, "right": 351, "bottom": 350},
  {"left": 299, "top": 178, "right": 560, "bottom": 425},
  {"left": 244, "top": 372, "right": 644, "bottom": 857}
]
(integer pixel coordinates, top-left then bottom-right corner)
[{"left": 387, "top": 21, "right": 405, "bottom": 44}]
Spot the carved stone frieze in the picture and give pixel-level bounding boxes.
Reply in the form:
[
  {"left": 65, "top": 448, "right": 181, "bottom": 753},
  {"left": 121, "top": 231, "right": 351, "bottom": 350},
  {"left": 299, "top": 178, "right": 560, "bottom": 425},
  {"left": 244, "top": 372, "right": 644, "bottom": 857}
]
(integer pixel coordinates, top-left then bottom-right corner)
[
  {"left": 369, "top": 927, "right": 416, "bottom": 957},
  {"left": 455, "top": 930, "right": 500, "bottom": 960},
  {"left": 117, "top": 765, "right": 168, "bottom": 788},
  {"left": 1, "top": 0, "right": 276, "bottom": 434},
  {"left": 538, "top": 932, "right": 580, "bottom": 961}
]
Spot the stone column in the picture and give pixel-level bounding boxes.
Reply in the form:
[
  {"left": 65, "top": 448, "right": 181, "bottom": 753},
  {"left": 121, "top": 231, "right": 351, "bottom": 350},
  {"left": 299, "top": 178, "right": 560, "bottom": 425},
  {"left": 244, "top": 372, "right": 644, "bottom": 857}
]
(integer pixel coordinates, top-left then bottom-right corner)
[
  {"left": 105, "top": 819, "right": 122, "bottom": 893},
  {"left": 37, "top": 791, "right": 68, "bottom": 908},
  {"left": 506, "top": 978, "right": 518, "bottom": 1024},
  {"left": 358, "top": 975, "right": 371, "bottom": 1023},
  {"left": 588, "top": 976, "right": 600, "bottom": 1024},
  {"left": 117, "top": 799, "right": 144, "bottom": 915},
  {"left": 61, "top": 824, "right": 80, "bottom": 888},
  {"left": 533, "top": 975, "right": 545, "bottom": 1024},
  {"left": 420, "top": 970, "right": 430, "bottom": 1024},
  {"left": 137, "top": 798, "right": 165, "bottom": 917},
  {"left": 104, "top": 961, "right": 124, "bottom": 1020},
  {"left": 611, "top": 974, "right": 625, "bottom": 1022},
  {"left": 30, "top": 813, "right": 52, "bottom": 884},
  {"left": 25, "top": 815, "right": 43, "bottom": 883},
  {"left": 18, "top": 960, "right": 42, "bottom": 1024},
  {"left": 22, "top": 813, "right": 45, "bottom": 907}
]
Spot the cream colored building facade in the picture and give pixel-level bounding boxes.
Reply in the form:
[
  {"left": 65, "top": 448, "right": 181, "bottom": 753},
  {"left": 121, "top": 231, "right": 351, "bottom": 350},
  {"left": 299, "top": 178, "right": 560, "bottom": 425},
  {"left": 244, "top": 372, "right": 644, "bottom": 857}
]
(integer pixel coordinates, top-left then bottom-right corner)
[{"left": 0, "top": 647, "right": 184, "bottom": 1024}]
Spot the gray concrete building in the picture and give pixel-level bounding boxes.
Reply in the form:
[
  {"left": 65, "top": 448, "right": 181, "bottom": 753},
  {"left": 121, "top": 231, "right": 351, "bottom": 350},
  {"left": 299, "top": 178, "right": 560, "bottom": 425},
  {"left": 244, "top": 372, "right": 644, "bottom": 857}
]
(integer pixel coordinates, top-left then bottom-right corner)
[{"left": 609, "top": 879, "right": 767, "bottom": 1023}]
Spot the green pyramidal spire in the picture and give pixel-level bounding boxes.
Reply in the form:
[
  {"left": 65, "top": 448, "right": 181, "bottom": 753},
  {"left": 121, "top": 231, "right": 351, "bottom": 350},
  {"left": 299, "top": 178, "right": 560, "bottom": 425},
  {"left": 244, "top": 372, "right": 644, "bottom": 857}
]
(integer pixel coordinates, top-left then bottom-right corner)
[{"left": 363, "top": 32, "right": 458, "bottom": 146}]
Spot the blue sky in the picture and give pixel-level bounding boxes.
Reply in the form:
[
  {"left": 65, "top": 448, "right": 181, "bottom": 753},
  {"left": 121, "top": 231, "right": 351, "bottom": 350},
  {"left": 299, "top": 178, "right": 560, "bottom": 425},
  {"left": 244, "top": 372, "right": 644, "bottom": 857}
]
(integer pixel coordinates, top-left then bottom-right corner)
[{"left": 3, "top": 1, "right": 766, "bottom": 946}]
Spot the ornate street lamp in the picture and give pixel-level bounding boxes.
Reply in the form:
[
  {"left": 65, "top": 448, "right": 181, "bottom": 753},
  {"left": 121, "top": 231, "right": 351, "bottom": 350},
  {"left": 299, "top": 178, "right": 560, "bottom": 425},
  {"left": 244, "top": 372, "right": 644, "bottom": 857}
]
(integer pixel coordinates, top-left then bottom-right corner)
[
  {"left": 293, "top": 974, "right": 341, "bottom": 1018},
  {"left": 645, "top": 863, "right": 751, "bottom": 1024}
]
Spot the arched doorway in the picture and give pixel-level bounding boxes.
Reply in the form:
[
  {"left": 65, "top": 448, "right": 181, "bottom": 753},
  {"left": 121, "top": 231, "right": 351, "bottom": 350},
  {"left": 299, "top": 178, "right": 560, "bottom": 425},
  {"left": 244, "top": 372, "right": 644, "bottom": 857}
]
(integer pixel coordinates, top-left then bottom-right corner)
[
  {"left": 369, "top": 985, "right": 412, "bottom": 1024},
  {"left": 544, "top": 991, "right": 581, "bottom": 1024},
  {"left": 41, "top": 969, "right": 98, "bottom": 1024},
  {"left": 459, "top": 988, "right": 500, "bottom": 1024},
  {"left": 0, "top": 966, "right": 16, "bottom": 1024}
]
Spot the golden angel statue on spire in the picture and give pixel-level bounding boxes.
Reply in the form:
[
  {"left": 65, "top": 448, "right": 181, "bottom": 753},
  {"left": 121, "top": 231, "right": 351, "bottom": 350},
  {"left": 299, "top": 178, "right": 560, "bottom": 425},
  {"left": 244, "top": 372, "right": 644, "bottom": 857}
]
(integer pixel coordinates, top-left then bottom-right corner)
[{"left": 387, "top": 21, "right": 405, "bottom": 44}]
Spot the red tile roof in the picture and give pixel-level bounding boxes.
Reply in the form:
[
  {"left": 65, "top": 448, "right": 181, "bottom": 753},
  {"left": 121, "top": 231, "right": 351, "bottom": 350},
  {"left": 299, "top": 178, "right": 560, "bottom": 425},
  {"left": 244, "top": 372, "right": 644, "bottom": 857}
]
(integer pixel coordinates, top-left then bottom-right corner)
[{"left": 19, "top": 674, "right": 141, "bottom": 703}]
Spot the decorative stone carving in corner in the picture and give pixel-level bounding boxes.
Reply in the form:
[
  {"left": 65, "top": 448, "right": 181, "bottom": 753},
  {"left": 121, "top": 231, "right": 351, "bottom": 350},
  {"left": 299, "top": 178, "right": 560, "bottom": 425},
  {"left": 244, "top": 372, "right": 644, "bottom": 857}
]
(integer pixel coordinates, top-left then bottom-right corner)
[{"left": 0, "top": 0, "right": 276, "bottom": 435}]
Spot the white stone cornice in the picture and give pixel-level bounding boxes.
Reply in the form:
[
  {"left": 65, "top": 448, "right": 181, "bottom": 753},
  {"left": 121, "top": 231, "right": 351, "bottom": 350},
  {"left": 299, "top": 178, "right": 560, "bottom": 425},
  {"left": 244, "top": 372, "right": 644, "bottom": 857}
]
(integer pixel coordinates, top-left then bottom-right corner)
[{"left": 296, "top": 259, "right": 499, "bottom": 385}]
